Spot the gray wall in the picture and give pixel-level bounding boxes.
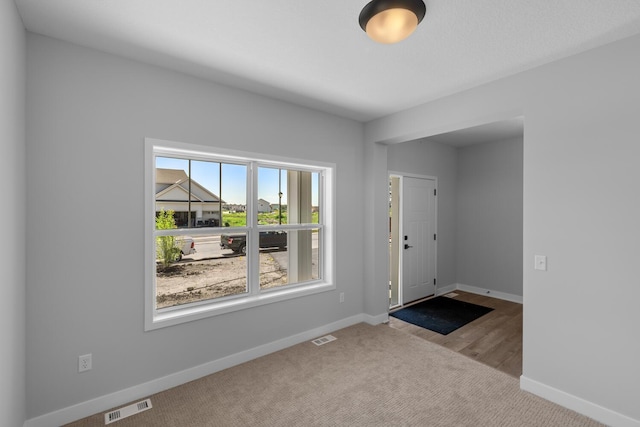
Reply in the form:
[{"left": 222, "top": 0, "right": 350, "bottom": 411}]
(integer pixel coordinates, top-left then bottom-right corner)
[
  {"left": 25, "top": 34, "right": 364, "bottom": 418},
  {"left": 0, "top": 1, "right": 27, "bottom": 426},
  {"left": 387, "top": 140, "right": 458, "bottom": 289},
  {"left": 457, "top": 137, "right": 523, "bottom": 296},
  {"left": 365, "top": 34, "right": 640, "bottom": 423}
]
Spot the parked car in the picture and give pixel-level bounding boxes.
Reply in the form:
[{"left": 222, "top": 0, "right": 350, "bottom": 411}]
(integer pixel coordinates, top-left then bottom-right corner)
[
  {"left": 220, "top": 231, "right": 287, "bottom": 254},
  {"left": 176, "top": 236, "right": 196, "bottom": 261},
  {"left": 196, "top": 219, "right": 219, "bottom": 227}
]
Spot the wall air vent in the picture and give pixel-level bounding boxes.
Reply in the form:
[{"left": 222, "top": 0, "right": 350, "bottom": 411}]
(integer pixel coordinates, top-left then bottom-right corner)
[
  {"left": 104, "top": 399, "right": 152, "bottom": 424},
  {"left": 311, "top": 334, "right": 337, "bottom": 346}
]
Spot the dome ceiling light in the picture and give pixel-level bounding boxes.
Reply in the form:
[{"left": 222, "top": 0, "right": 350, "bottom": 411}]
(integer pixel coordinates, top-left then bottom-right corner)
[{"left": 359, "top": 0, "right": 426, "bottom": 44}]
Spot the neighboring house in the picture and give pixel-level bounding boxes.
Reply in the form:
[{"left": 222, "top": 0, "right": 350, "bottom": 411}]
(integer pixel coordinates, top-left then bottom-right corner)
[
  {"left": 257, "top": 198, "right": 272, "bottom": 213},
  {"left": 270, "top": 203, "right": 286, "bottom": 212},
  {"left": 156, "top": 168, "right": 224, "bottom": 227}
]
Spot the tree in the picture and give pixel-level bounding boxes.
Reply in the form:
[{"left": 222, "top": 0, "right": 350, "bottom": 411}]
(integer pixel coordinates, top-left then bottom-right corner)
[{"left": 156, "top": 209, "right": 181, "bottom": 268}]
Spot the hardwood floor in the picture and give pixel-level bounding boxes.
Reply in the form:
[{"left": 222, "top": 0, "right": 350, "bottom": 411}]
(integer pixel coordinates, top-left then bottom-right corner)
[{"left": 387, "top": 291, "right": 523, "bottom": 377}]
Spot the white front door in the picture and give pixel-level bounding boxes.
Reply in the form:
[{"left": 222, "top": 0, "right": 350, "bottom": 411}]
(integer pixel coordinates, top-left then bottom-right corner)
[{"left": 402, "top": 177, "right": 436, "bottom": 304}]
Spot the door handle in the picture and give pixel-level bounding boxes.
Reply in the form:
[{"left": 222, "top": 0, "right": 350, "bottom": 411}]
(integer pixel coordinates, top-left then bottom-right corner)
[{"left": 404, "top": 244, "right": 413, "bottom": 249}]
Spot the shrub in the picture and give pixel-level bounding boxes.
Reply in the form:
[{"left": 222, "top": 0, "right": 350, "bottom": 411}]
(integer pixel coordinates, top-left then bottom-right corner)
[{"left": 156, "top": 209, "right": 181, "bottom": 268}]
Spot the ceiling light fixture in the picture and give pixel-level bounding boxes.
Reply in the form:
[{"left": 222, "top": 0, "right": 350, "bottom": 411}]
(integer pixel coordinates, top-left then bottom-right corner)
[{"left": 359, "top": 0, "right": 426, "bottom": 44}]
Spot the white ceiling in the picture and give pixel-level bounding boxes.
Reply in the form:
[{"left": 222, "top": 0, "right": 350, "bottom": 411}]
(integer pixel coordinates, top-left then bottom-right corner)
[{"left": 15, "top": 0, "right": 640, "bottom": 123}]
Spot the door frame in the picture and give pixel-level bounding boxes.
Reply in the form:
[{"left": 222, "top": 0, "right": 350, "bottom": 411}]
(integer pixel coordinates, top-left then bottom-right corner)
[{"left": 389, "top": 171, "right": 438, "bottom": 309}]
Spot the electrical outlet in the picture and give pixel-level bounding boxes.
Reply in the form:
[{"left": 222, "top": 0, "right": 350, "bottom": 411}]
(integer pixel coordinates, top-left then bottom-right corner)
[
  {"left": 79, "top": 354, "right": 92, "bottom": 372},
  {"left": 339, "top": 292, "right": 345, "bottom": 303}
]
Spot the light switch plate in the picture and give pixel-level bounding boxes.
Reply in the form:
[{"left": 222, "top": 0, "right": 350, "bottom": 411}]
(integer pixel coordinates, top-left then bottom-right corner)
[{"left": 534, "top": 255, "right": 547, "bottom": 271}]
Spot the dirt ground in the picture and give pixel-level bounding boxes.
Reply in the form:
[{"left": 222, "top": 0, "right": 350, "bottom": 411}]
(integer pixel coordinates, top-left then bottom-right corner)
[{"left": 156, "top": 253, "right": 287, "bottom": 309}]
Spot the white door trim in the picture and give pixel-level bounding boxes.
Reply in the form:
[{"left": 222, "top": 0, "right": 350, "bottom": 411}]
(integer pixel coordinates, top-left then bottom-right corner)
[{"left": 388, "top": 172, "right": 438, "bottom": 307}]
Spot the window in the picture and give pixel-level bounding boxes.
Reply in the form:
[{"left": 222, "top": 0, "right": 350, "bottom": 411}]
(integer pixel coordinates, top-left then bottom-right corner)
[{"left": 145, "top": 138, "right": 335, "bottom": 330}]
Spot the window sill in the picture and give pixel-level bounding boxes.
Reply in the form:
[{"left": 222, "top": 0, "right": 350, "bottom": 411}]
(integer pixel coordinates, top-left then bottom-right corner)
[{"left": 145, "top": 280, "right": 335, "bottom": 331}]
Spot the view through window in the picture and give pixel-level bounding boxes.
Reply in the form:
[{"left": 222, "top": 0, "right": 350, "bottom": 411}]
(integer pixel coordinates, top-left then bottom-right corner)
[{"left": 146, "top": 139, "right": 333, "bottom": 329}]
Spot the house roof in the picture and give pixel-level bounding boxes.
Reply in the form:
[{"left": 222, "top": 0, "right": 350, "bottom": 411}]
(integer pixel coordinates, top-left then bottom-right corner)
[
  {"left": 156, "top": 168, "right": 188, "bottom": 185},
  {"left": 156, "top": 168, "right": 224, "bottom": 203}
]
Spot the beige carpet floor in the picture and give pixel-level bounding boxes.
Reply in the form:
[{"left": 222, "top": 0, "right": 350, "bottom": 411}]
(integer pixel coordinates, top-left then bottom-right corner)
[{"left": 67, "top": 323, "right": 603, "bottom": 426}]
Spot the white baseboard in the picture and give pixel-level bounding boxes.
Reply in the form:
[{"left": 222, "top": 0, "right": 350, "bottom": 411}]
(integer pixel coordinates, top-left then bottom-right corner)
[
  {"left": 520, "top": 376, "right": 640, "bottom": 427},
  {"left": 455, "top": 283, "right": 523, "bottom": 304},
  {"left": 363, "top": 312, "right": 389, "bottom": 325},
  {"left": 24, "top": 314, "right": 366, "bottom": 427}
]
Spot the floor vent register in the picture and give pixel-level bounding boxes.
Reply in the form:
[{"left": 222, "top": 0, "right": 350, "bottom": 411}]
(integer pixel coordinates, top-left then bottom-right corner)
[
  {"left": 105, "top": 399, "right": 152, "bottom": 424},
  {"left": 311, "top": 335, "right": 337, "bottom": 346}
]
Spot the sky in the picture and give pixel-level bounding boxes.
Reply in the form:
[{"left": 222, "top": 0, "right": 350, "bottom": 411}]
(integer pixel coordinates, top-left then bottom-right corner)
[{"left": 156, "top": 157, "right": 319, "bottom": 206}]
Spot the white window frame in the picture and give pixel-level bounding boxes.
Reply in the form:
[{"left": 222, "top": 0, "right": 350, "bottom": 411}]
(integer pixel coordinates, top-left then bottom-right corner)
[{"left": 144, "top": 138, "right": 336, "bottom": 330}]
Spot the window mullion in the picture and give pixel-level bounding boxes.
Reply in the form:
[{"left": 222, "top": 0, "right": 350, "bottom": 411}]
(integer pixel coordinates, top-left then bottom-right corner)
[{"left": 248, "top": 161, "right": 260, "bottom": 296}]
